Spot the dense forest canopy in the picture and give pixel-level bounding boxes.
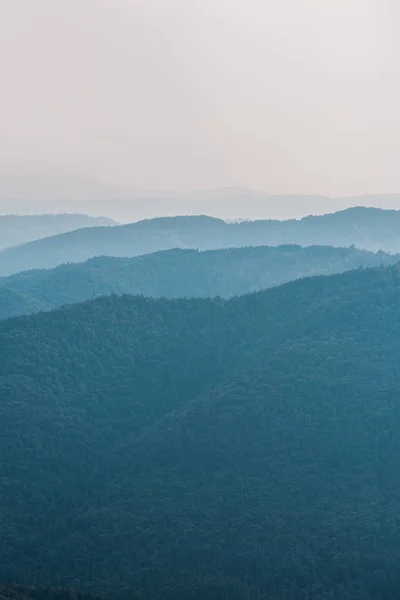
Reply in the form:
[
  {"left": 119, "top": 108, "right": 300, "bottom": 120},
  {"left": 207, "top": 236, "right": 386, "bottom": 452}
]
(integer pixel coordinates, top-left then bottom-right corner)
[
  {"left": 0, "top": 244, "right": 398, "bottom": 319},
  {"left": 2, "top": 266, "right": 400, "bottom": 598},
  {"left": 3, "top": 207, "right": 400, "bottom": 275},
  {"left": 0, "top": 586, "right": 101, "bottom": 600}
]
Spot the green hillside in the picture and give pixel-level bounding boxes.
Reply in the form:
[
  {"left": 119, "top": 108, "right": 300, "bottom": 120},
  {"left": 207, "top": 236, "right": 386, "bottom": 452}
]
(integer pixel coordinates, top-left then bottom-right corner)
[{"left": 2, "top": 266, "right": 400, "bottom": 597}]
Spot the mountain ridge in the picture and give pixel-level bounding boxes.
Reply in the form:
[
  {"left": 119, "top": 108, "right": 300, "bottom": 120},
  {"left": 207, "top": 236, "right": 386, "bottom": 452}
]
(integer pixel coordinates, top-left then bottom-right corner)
[
  {"left": 0, "top": 244, "right": 397, "bottom": 319},
  {"left": 2, "top": 207, "right": 400, "bottom": 275},
  {"left": 0, "top": 214, "right": 116, "bottom": 251}
]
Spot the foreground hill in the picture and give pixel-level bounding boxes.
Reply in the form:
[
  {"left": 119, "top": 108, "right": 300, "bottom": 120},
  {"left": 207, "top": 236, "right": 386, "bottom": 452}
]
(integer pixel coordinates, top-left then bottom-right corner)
[
  {"left": 0, "top": 244, "right": 397, "bottom": 319},
  {"left": 1, "top": 207, "right": 400, "bottom": 275},
  {"left": 2, "top": 266, "right": 400, "bottom": 598},
  {"left": 0, "top": 214, "right": 115, "bottom": 250}
]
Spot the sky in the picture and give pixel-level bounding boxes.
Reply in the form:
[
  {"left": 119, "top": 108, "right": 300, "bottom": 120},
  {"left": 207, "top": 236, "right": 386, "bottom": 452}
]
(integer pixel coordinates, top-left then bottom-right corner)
[{"left": 1, "top": 0, "right": 400, "bottom": 197}]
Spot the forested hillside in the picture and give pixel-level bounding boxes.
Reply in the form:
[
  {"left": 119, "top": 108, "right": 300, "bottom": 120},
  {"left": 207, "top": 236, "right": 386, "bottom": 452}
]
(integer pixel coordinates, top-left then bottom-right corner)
[
  {"left": 0, "top": 286, "right": 48, "bottom": 319},
  {"left": 2, "top": 266, "right": 400, "bottom": 598},
  {"left": 0, "top": 244, "right": 397, "bottom": 319},
  {"left": 2, "top": 207, "right": 400, "bottom": 275},
  {"left": 0, "top": 214, "right": 115, "bottom": 250}
]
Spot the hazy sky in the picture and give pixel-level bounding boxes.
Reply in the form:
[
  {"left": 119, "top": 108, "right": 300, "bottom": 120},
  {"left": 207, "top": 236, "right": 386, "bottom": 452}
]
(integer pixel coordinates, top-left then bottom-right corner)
[{"left": 1, "top": 0, "right": 400, "bottom": 195}]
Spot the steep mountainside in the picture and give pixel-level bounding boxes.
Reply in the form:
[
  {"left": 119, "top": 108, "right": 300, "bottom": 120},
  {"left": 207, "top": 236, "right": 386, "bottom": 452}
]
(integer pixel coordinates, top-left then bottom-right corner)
[
  {"left": 1, "top": 207, "right": 400, "bottom": 275},
  {"left": 0, "top": 244, "right": 397, "bottom": 319},
  {"left": 0, "top": 214, "right": 115, "bottom": 250},
  {"left": 2, "top": 266, "right": 400, "bottom": 598}
]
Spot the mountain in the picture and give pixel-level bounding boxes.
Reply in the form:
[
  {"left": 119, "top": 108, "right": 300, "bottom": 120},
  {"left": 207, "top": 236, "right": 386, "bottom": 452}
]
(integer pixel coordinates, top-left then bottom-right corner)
[
  {"left": 0, "top": 175, "right": 342, "bottom": 220},
  {"left": 2, "top": 266, "right": 400, "bottom": 598},
  {"left": 0, "top": 244, "right": 398, "bottom": 319},
  {"left": 0, "top": 214, "right": 116, "bottom": 250},
  {"left": 1, "top": 207, "right": 400, "bottom": 276},
  {"left": 2, "top": 173, "right": 400, "bottom": 220}
]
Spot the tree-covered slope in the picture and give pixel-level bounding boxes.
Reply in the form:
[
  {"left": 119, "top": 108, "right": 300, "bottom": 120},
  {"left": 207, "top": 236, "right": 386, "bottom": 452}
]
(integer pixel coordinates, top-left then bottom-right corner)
[
  {"left": 0, "top": 244, "right": 397, "bottom": 318},
  {"left": 2, "top": 207, "right": 400, "bottom": 275},
  {"left": 0, "top": 287, "right": 48, "bottom": 319},
  {"left": 0, "top": 214, "right": 115, "bottom": 250},
  {"left": 2, "top": 266, "right": 400, "bottom": 598}
]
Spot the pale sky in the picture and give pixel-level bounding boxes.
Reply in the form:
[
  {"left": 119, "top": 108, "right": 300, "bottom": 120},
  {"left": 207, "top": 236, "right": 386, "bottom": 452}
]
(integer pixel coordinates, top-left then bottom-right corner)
[{"left": 1, "top": 0, "right": 400, "bottom": 196}]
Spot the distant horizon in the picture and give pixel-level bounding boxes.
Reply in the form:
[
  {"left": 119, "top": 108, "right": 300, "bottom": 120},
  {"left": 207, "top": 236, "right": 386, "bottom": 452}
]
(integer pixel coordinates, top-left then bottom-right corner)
[
  {"left": 3, "top": 170, "right": 400, "bottom": 200},
  {"left": 2, "top": 173, "right": 400, "bottom": 221},
  {"left": 3, "top": 196, "right": 400, "bottom": 225}
]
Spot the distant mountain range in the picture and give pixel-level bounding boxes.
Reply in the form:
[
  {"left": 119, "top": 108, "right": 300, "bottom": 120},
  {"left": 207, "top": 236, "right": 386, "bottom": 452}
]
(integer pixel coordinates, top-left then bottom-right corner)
[
  {"left": 2, "top": 173, "right": 400, "bottom": 220},
  {"left": 0, "top": 213, "right": 115, "bottom": 250},
  {"left": 0, "top": 244, "right": 397, "bottom": 319},
  {"left": 2, "top": 266, "right": 400, "bottom": 598},
  {"left": 1, "top": 207, "right": 400, "bottom": 276}
]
